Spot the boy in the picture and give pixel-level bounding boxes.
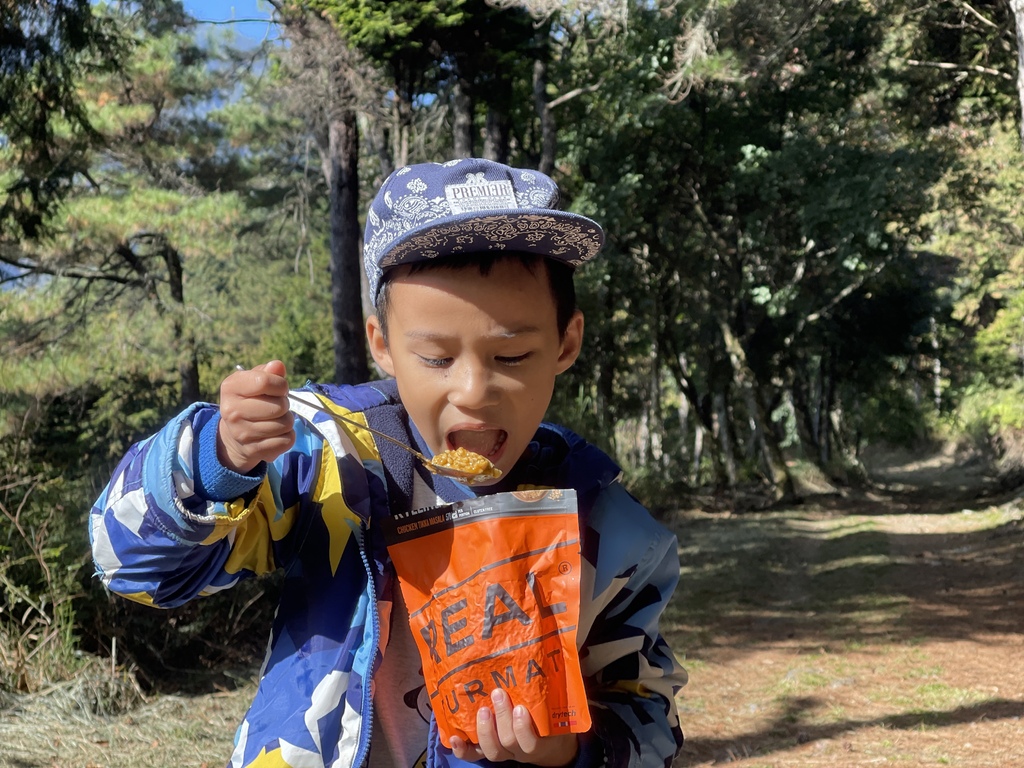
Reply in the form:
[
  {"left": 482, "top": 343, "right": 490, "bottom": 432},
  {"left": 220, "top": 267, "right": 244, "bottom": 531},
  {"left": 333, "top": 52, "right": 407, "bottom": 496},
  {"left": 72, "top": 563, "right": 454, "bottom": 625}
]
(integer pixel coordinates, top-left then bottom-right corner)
[{"left": 90, "top": 158, "right": 686, "bottom": 768}]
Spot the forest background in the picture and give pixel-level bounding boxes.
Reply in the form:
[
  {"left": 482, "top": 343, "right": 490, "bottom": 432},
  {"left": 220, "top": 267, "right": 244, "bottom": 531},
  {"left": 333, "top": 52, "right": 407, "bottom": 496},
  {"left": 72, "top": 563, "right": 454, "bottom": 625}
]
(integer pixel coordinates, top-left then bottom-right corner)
[{"left": 2, "top": 0, "right": 1024, "bottom": 732}]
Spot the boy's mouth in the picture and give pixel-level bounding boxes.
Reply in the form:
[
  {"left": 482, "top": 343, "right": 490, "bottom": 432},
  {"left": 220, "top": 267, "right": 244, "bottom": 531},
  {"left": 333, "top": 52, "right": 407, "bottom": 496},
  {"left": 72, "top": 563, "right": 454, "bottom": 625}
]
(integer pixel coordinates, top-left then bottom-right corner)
[{"left": 447, "top": 428, "right": 507, "bottom": 458}]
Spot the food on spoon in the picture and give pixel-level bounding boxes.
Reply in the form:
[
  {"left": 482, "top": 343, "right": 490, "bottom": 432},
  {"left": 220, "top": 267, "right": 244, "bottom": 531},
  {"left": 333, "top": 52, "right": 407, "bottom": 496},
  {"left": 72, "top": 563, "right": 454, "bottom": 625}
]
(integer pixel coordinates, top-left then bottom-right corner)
[{"left": 431, "top": 447, "right": 501, "bottom": 478}]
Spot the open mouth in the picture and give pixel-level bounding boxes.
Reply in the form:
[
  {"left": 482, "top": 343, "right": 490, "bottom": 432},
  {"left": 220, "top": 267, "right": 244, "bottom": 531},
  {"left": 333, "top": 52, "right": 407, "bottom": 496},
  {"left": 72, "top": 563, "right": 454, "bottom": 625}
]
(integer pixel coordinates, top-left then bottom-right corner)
[{"left": 447, "top": 428, "right": 507, "bottom": 458}]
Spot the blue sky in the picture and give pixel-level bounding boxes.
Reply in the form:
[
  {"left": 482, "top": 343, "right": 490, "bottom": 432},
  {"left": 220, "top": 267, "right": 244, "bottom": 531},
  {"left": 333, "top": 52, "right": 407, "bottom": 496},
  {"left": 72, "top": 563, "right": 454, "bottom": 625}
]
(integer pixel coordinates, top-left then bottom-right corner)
[{"left": 181, "top": 0, "right": 278, "bottom": 47}]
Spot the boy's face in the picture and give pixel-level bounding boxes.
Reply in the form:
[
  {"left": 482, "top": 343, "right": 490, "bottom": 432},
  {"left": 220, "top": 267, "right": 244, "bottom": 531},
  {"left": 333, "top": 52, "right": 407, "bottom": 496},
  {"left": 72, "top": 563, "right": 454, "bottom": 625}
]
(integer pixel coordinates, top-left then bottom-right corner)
[{"left": 366, "top": 259, "right": 583, "bottom": 485}]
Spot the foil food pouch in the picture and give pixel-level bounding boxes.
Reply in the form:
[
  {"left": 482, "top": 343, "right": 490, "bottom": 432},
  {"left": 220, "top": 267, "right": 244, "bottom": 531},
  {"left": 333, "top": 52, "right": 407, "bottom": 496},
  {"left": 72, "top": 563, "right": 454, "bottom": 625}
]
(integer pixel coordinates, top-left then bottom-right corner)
[{"left": 382, "top": 488, "right": 591, "bottom": 746}]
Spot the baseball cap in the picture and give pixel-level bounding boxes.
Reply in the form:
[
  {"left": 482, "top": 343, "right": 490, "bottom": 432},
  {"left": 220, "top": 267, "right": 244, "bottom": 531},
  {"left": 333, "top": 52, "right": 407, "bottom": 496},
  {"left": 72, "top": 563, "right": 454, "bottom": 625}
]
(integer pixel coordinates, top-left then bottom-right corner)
[{"left": 363, "top": 158, "right": 605, "bottom": 304}]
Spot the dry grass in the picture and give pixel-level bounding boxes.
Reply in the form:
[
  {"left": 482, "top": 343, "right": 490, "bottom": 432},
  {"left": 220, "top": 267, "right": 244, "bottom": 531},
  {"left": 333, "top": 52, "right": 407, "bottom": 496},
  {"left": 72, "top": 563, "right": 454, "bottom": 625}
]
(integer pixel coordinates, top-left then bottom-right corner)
[{"left": 0, "top": 666, "right": 253, "bottom": 768}]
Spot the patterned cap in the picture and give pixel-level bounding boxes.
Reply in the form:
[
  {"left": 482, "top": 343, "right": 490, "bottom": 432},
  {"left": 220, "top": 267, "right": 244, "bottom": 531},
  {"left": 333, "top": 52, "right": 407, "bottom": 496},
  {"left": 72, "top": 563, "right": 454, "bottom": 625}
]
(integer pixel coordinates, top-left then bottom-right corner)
[{"left": 363, "top": 158, "right": 604, "bottom": 304}]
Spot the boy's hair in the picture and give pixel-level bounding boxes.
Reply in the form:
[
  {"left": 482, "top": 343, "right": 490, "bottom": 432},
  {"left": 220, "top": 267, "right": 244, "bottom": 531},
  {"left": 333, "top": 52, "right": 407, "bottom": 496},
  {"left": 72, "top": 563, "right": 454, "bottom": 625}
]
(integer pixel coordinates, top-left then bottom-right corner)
[{"left": 375, "top": 252, "right": 577, "bottom": 343}]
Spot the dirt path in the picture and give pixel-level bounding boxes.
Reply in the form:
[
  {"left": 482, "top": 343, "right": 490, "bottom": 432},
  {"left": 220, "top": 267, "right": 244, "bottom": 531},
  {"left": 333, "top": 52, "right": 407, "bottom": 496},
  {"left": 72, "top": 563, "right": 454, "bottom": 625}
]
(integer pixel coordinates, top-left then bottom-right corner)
[
  {"left": 673, "top": 449, "right": 1024, "bottom": 766},
  {"left": 3, "top": 448, "right": 1023, "bottom": 767}
]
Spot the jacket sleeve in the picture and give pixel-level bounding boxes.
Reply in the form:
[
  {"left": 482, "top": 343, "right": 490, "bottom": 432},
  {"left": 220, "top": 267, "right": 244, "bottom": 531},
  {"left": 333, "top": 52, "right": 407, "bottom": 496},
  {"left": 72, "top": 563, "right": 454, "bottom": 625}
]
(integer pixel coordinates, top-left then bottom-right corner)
[
  {"left": 88, "top": 402, "right": 326, "bottom": 608},
  {"left": 574, "top": 482, "right": 686, "bottom": 767}
]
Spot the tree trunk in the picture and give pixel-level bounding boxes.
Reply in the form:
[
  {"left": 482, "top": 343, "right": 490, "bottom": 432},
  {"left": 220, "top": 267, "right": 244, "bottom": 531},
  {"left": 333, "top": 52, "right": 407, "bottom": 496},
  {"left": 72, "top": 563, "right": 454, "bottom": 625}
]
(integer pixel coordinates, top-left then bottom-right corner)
[
  {"left": 691, "top": 420, "right": 704, "bottom": 485},
  {"left": 162, "top": 243, "right": 200, "bottom": 405},
  {"left": 452, "top": 77, "right": 474, "bottom": 158},
  {"left": 789, "top": 383, "right": 819, "bottom": 459},
  {"left": 483, "top": 107, "right": 510, "bottom": 164},
  {"left": 930, "top": 315, "right": 942, "bottom": 410},
  {"left": 741, "top": 385, "right": 775, "bottom": 481},
  {"left": 651, "top": 355, "right": 663, "bottom": 465},
  {"left": 394, "top": 92, "right": 412, "bottom": 168},
  {"left": 365, "top": 116, "right": 394, "bottom": 180},
  {"left": 276, "top": 10, "right": 372, "bottom": 383},
  {"left": 712, "top": 391, "right": 737, "bottom": 488},
  {"left": 717, "top": 316, "right": 797, "bottom": 500},
  {"left": 677, "top": 389, "right": 691, "bottom": 472},
  {"left": 532, "top": 56, "right": 556, "bottom": 176},
  {"left": 818, "top": 352, "right": 833, "bottom": 468},
  {"left": 1012, "top": 0, "right": 1024, "bottom": 150},
  {"left": 322, "top": 111, "right": 369, "bottom": 385},
  {"left": 668, "top": 349, "right": 708, "bottom": 484},
  {"left": 595, "top": 283, "right": 617, "bottom": 439}
]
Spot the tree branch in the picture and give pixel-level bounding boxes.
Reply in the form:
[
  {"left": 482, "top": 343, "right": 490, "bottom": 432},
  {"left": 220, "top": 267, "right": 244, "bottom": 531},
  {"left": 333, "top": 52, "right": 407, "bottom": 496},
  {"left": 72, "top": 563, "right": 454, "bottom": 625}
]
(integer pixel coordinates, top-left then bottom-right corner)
[
  {"left": 784, "top": 251, "right": 898, "bottom": 348},
  {"left": 12, "top": 262, "right": 140, "bottom": 285},
  {"left": 189, "top": 17, "right": 273, "bottom": 26},
  {"left": 546, "top": 81, "right": 603, "bottom": 110},
  {"left": 686, "top": 182, "right": 734, "bottom": 259},
  {"left": 901, "top": 58, "right": 1013, "bottom": 81},
  {"left": 951, "top": 0, "right": 999, "bottom": 29}
]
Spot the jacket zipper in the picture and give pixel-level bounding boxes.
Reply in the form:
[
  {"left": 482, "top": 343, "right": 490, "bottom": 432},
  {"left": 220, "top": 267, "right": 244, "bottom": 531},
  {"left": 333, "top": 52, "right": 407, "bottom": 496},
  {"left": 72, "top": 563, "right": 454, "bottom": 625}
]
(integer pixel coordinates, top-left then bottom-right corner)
[{"left": 351, "top": 521, "right": 379, "bottom": 768}]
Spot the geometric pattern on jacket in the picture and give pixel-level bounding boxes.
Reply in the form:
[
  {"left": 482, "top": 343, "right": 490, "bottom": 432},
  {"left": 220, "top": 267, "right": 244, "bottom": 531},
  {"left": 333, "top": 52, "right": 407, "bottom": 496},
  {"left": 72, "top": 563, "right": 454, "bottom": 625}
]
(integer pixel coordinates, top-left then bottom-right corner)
[{"left": 90, "top": 379, "right": 687, "bottom": 767}]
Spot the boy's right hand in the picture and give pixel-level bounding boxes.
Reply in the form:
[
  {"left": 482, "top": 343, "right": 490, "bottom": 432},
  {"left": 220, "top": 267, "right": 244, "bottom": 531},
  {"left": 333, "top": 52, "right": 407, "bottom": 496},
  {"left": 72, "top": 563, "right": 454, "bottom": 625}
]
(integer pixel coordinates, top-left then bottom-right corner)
[{"left": 217, "top": 360, "right": 295, "bottom": 474}]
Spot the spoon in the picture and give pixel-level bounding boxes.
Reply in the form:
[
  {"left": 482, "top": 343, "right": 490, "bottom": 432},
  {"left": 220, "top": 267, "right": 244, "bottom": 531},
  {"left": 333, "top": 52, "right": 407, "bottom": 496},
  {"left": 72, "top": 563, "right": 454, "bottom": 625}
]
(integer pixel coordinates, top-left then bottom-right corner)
[{"left": 233, "top": 367, "right": 501, "bottom": 485}]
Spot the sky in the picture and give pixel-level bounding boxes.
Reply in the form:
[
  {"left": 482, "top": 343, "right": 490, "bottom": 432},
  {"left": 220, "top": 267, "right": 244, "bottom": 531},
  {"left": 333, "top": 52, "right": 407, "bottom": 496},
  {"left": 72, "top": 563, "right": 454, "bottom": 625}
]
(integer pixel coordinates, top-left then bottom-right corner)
[{"left": 181, "top": 0, "right": 279, "bottom": 47}]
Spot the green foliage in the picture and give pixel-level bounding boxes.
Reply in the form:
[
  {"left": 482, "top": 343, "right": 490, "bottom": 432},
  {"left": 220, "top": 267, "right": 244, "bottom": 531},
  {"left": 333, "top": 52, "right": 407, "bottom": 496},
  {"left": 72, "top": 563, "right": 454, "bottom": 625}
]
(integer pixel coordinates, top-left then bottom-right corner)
[
  {"left": 4, "top": 1, "right": 319, "bottom": 401},
  {"left": 920, "top": 121, "right": 1024, "bottom": 473},
  {"left": 959, "top": 381, "right": 1024, "bottom": 434},
  {"left": 927, "top": 123, "right": 1024, "bottom": 389},
  {"left": 955, "top": 382, "right": 1024, "bottom": 483},
  {"left": 257, "top": 260, "right": 336, "bottom": 385},
  {"left": 305, "top": 0, "right": 468, "bottom": 54},
  {"left": 886, "top": 0, "right": 1017, "bottom": 130},
  {"left": 1, "top": 1, "right": 323, "bottom": 690},
  {"left": 0, "top": 0, "right": 126, "bottom": 240},
  {"left": 851, "top": 386, "right": 937, "bottom": 449},
  {"left": 973, "top": 291, "right": 1024, "bottom": 385},
  {"left": 555, "top": 0, "right": 955, "bottom": 488},
  {"left": 0, "top": 367, "right": 177, "bottom": 692},
  {"left": 305, "top": 0, "right": 537, "bottom": 163},
  {"left": 547, "top": 381, "right": 610, "bottom": 455}
]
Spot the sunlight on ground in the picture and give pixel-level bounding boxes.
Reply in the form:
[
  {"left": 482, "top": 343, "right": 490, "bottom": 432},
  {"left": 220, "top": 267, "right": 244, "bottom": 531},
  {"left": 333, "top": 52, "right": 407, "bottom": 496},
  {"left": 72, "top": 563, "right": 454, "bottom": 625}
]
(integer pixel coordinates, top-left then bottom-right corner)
[{"left": 672, "top": 462, "right": 1024, "bottom": 767}]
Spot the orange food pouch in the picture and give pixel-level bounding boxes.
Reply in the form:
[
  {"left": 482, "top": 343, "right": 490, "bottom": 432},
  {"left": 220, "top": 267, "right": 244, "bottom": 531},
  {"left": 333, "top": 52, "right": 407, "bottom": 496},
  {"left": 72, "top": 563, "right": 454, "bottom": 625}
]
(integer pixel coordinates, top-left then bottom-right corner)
[{"left": 382, "top": 489, "right": 591, "bottom": 747}]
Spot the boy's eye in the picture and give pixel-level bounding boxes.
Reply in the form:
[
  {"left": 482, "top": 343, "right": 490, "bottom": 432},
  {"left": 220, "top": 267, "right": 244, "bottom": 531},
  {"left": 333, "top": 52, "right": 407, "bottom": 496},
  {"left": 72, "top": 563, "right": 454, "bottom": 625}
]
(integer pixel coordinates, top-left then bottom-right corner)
[
  {"left": 497, "top": 353, "right": 531, "bottom": 365},
  {"left": 419, "top": 356, "right": 452, "bottom": 368}
]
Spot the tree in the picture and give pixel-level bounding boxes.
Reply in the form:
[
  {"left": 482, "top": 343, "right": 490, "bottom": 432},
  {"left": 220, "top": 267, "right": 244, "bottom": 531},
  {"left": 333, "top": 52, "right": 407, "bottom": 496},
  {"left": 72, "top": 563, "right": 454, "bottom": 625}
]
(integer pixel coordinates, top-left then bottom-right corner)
[
  {"left": 1014, "top": 0, "right": 1024, "bottom": 147},
  {"left": 0, "top": 0, "right": 124, "bottom": 241},
  {"left": 885, "top": 0, "right": 1017, "bottom": 135},
  {"left": 305, "top": 0, "right": 467, "bottom": 169},
  {"left": 267, "top": 0, "right": 542, "bottom": 384},
  {"left": 546, "top": 0, "right": 957, "bottom": 496},
  {"left": 270, "top": 2, "right": 376, "bottom": 384},
  {"left": 2, "top": 0, "right": 295, "bottom": 405}
]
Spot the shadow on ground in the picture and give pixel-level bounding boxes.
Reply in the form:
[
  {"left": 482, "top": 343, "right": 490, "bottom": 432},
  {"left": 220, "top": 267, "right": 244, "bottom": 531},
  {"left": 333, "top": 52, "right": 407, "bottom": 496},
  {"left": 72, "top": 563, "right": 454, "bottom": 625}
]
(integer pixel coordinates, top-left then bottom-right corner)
[
  {"left": 679, "top": 697, "right": 1024, "bottom": 765},
  {"left": 671, "top": 478, "right": 1024, "bottom": 652}
]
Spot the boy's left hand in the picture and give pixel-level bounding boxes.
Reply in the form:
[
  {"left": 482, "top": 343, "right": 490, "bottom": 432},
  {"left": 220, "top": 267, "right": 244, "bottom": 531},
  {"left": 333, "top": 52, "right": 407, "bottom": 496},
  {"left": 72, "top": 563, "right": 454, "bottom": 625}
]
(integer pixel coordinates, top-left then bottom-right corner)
[{"left": 449, "top": 688, "right": 579, "bottom": 766}]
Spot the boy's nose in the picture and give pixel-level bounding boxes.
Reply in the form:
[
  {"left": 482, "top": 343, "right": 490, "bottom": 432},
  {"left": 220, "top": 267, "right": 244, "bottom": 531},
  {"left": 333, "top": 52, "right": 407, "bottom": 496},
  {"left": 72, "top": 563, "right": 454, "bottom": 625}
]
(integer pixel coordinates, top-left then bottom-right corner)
[{"left": 448, "top": 364, "right": 499, "bottom": 410}]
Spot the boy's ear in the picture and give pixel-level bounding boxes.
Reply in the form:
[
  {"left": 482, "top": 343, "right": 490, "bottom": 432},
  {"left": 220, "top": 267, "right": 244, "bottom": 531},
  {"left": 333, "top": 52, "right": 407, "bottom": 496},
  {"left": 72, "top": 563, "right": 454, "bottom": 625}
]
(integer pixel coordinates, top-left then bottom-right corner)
[
  {"left": 366, "top": 315, "right": 396, "bottom": 377},
  {"left": 556, "top": 310, "right": 585, "bottom": 374}
]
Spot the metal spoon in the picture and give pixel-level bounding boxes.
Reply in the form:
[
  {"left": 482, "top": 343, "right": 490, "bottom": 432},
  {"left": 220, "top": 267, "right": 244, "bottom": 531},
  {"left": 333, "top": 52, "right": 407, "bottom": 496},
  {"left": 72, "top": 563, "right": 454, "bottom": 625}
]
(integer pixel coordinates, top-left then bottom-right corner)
[{"left": 233, "top": 367, "right": 500, "bottom": 485}]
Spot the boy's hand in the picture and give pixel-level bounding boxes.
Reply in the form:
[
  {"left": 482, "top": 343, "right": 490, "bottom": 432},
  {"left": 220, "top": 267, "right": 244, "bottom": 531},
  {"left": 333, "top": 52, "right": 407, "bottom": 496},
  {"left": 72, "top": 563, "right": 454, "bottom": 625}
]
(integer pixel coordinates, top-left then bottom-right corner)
[
  {"left": 449, "top": 689, "right": 579, "bottom": 767},
  {"left": 217, "top": 361, "right": 295, "bottom": 474}
]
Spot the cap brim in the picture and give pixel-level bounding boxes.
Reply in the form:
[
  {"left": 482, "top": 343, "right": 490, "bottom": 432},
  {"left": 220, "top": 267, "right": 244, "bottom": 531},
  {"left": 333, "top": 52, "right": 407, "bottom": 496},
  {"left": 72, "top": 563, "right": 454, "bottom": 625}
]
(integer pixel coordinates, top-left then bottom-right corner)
[{"left": 378, "top": 209, "right": 605, "bottom": 271}]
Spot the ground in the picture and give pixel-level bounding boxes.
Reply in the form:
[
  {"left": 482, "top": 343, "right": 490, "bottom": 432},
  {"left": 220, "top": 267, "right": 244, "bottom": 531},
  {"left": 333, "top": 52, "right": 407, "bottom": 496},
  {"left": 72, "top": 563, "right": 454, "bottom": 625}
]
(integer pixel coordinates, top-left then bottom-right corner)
[
  {"left": 2, "top": 446, "right": 1023, "bottom": 767},
  {"left": 675, "top": 445, "right": 1024, "bottom": 767}
]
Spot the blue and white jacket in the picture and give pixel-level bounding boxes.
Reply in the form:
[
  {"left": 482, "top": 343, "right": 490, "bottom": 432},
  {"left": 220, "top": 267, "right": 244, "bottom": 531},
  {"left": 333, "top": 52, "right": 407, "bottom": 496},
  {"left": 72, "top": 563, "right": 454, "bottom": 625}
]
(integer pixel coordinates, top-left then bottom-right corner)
[{"left": 89, "top": 379, "right": 686, "bottom": 767}]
